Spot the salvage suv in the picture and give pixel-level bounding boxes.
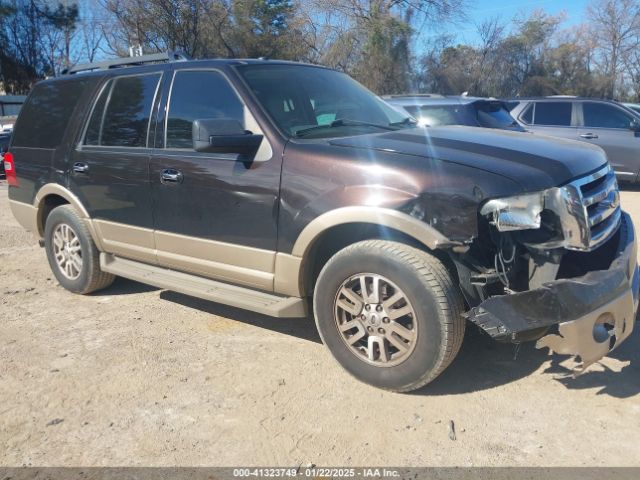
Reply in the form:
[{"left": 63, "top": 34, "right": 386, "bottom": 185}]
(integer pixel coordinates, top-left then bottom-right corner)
[{"left": 6, "top": 53, "right": 639, "bottom": 392}]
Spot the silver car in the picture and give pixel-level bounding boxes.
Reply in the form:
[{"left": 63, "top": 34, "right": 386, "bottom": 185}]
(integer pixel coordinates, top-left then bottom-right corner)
[{"left": 508, "top": 97, "right": 640, "bottom": 182}]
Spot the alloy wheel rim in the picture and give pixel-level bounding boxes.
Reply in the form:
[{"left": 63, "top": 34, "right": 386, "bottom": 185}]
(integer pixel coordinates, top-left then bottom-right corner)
[
  {"left": 52, "top": 223, "right": 83, "bottom": 280},
  {"left": 334, "top": 273, "right": 417, "bottom": 367}
]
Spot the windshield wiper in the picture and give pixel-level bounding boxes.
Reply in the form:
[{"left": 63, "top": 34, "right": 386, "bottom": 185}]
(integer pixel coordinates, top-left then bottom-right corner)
[{"left": 295, "top": 118, "right": 396, "bottom": 137}]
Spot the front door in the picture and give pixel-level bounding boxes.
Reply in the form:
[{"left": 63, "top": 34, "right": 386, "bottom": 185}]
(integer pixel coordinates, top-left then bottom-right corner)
[
  {"left": 150, "top": 68, "right": 282, "bottom": 291},
  {"left": 577, "top": 101, "right": 640, "bottom": 182},
  {"left": 70, "top": 71, "right": 164, "bottom": 264}
]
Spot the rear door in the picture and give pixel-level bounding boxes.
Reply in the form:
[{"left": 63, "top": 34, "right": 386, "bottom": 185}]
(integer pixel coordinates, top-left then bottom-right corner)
[
  {"left": 70, "top": 70, "right": 164, "bottom": 264},
  {"left": 518, "top": 100, "right": 578, "bottom": 140},
  {"left": 149, "top": 68, "right": 281, "bottom": 291},
  {"left": 577, "top": 101, "right": 640, "bottom": 181}
]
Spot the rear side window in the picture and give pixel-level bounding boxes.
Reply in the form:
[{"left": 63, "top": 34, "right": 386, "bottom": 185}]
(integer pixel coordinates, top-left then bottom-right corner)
[
  {"left": 583, "top": 102, "right": 633, "bottom": 129},
  {"left": 475, "top": 102, "right": 516, "bottom": 128},
  {"left": 1, "top": 103, "right": 22, "bottom": 116},
  {"left": 166, "top": 70, "right": 244, "bottom": 149},
  {"left": 519, "top": 103, "right": 533, "bottom": 124},
  {"left": 532, "top": 102, "right": 572, "bottom": 126},
  {"left": 405, "top": 105, "right": 464, "bottom": 126},
  {"left": 84, "top": 82, "right": 111, "bottom": 146},
  {"left": 84, "top": 73, "right": 161, "bottom": 148},
  {"left": 12, "top": 79, "right": 93, "bottom": 148}
]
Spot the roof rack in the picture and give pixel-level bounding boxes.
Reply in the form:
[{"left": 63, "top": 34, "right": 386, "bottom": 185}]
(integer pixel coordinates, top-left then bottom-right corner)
[{"left": 61, "top": 51, "right": 191, "bottom": 75}]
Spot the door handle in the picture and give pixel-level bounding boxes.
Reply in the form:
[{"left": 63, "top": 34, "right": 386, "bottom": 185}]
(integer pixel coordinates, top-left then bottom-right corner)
[
  {"left": 160, "top": 168, "right": 183, "bottom": 184},
  {"left": 580, "top": 133, "right": 599, "bottom": 139},
  {"left": 72, "top": 162, "right": 89, "bottom": 174}
]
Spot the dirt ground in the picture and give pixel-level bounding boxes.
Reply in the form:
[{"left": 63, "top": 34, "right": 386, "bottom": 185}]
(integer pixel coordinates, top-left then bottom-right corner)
[{"left": 1, "top": 180, "right": 639, "bottom": 467}]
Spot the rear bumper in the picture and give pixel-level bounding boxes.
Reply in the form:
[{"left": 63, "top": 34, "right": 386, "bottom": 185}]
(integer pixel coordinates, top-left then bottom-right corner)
[{"left": 468, "top": 211, "right": 638, "bottom": 373}]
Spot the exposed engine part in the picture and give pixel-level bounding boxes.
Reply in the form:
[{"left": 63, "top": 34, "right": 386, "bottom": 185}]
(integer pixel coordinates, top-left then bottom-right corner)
[{"left": 494, "top": 235, "right": 516, "bottom": 288}]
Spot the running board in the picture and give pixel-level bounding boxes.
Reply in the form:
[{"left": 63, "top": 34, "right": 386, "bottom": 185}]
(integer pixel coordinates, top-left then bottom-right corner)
[{"left": 100, "top": 253, "right": 307, "bottom": 318}]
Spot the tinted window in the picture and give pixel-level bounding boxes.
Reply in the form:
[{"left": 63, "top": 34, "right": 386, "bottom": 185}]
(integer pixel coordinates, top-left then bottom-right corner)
[
  {"left": 520, "top": 103, "right": 533, "bottom": 124},
  {"left": 476, "top": 102, "right": 517, "bottom": 129},
  {"left": 84, "top": 81, "right": 111, "bottom": 146},
  {"left": 406, "top": 105, "right": 464, "bottom": 126},
  {"left": 166, "top": 70, "right": 244, "bottom": 149},
  {"left": 533, "top": 102, "right": 572, "bottom": 126},
  {"left": 99, "top": 74, "right": 161, "bottom": 147},
  {"left": 11, "top": 78, "right": 94, "bottom": 148},
  {"left": 583, "top": 102, "right": 633, "bottom": 129},
  {"left": 1, "top": 103, "right": 22, "bottom": 116}
]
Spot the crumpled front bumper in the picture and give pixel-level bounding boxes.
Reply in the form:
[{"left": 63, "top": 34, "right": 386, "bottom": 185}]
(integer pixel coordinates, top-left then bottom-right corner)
[{"left": 467, "top": 211, "right": 639, "bottom": 373}]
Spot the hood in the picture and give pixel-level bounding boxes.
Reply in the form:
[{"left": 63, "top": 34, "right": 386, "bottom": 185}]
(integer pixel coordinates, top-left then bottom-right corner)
[{"left": 328, "top": 126, "right": 608, "bottom": 192}]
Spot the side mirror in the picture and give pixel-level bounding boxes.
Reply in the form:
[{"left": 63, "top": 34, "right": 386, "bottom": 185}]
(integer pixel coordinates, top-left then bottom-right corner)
[
  {"left": 630, "top": 119, "right": 640, "bottom": 132},
  {"left": 192, "top": 118, "right": 263, "bottom": 156}
]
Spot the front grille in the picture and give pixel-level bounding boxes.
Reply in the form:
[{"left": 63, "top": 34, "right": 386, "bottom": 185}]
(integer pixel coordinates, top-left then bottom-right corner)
[{"left": 570, "top": 165, "right": 621, "bottom": 250}]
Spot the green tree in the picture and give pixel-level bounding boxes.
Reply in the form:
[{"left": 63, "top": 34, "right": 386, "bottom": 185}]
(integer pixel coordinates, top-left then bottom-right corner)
[{"left": 230, "top": 0, "right": 308, "bottom": 59}]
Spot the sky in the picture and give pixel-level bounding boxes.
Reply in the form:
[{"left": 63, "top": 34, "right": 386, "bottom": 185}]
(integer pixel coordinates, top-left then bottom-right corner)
[{"left": 424, "top": 0, "right": 593, "bottom": 45}]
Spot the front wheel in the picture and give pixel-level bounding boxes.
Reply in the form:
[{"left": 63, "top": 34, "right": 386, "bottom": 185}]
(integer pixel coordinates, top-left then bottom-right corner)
[{"left": 313, "top": 240, "right": 465, "bottom": 392}]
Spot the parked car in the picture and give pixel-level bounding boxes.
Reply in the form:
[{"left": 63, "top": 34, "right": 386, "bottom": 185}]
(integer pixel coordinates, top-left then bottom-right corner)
[
  {"left": 622, "top": 102, "right": 640, "bottom": 115},
  {"left": 508, "top": 97, "right": 640, "bottom": 182},
  {"left": 6, "top": 53, "right": 638, "bottom": 391},
  {"left": 0, "top": 95, "right": 26, "bottom": 134},
  {"left": 0, "top": 132, "right": 10, "bottom": 178},
  {"left": 386, "top": 94, "right": 525, "bottom": 131}
]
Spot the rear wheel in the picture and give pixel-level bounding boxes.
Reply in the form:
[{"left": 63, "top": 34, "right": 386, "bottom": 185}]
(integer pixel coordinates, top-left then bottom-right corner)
[
  {"left": 313, "top": 240, "right": 465, "bottom": 392},
  {"left": 44, "top": 205, "right": 115, "bottom": 294}
]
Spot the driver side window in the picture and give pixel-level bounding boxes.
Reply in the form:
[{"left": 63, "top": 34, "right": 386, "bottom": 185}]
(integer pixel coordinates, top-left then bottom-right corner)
[{"left": 166, "top": 70, "right": 244, "bottom": 149}]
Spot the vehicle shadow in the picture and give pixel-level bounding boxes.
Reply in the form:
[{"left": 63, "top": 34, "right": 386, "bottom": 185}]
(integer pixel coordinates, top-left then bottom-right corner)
[
  {"left": 540, "top": 325, "right": 640, "bottom": 398},
  {"left": 619, "top": 182, "right": 640, "bottom": 192},
  {"left": 90, "top": 276, "right": 159, "bottom": 295},
  {"left": 96, "top": 279, "right": 639, "bottom": 398},
  {"left": 159, "top": 290, "right": 322, "bottom": 344},
  {"left": 420, "top": 322, "right": 640, "bottom": 398}
]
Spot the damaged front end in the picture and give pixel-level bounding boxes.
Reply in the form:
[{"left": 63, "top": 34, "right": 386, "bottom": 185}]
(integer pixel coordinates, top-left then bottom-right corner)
[{"left": 459, "top": 165, "right": 639, "bottom": 373}]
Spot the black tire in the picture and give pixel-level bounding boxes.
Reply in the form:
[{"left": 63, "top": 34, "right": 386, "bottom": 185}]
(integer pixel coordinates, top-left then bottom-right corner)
[
  {"left": 44, "top": 205, "right": 115, "bottom": 294},
  {"left": 313, "top": 240, "right": 465, "bottom": 392}
]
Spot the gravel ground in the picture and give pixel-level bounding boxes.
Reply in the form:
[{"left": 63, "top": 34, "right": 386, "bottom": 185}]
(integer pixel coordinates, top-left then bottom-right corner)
[{"left": 1, "top": 180, "right": 639, "bottom": 467}]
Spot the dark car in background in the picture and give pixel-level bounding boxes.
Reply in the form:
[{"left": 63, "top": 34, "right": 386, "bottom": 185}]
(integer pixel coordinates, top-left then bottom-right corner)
[
  {"left": 386, "top": 94, "right": 525, "bottom": 131},
  {"left": 507, "top": 96, "right": 640, "bottom": 182},
  {"left": 0, "top": 95, "right": 26, "bottom": 134},
  {"left": 0, "top": 132, "right": 10, "bottom": 178}
]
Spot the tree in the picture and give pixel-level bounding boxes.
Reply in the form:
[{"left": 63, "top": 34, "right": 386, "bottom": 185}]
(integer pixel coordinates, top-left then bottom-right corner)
[
  {"left": 587, "top": 0, "right": 640, "bottom": 98},
  {"left": 229, "top": 0, "right": 309, "bottom": 59}
]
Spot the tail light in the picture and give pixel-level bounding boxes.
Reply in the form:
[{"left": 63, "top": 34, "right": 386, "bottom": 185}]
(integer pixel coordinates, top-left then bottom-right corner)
[{"left": 3, "top": 152, "right": 18, "bottom": 186}]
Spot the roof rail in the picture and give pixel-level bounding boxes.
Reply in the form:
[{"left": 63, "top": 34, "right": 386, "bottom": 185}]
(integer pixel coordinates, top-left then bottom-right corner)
[{"left": 61, "top": 51, "right": 191, "bottom": 75}]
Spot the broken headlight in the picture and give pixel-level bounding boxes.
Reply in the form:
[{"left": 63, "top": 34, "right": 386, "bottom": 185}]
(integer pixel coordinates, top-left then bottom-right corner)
[{"left": 480, "top": 192, "right": 545, "bottom": 232}]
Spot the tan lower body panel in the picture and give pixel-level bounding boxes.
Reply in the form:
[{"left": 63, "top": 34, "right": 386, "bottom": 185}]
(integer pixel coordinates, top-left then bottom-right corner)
[
  {"left": 93, "top": 220, "right": 157, "bottom": 264},
  {"left": 14, "top": 197, "right": 301, "bottom": 296},
  {"left": 154, "top": 230, "right": 275, "bottom": 290},
  {"left": 274, "top": 253, "right": 303, "bottom": 297},
  {"left": 100, "top": 253, "right": 307, "bottom": 318},
  {"left": 91, "top": 219, "right": 282, "bottom": 292},
  {"left": 9, "top": 200, "right": 39, "bottom": 234}
]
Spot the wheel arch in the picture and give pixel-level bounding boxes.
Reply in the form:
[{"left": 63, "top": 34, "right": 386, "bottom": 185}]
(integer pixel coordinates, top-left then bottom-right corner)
[
  {"left": 33, "top": 184, "right": 89, "bottom": 236},
  {"left": 32, "top": 184, "right": 103, "bottom": 249},
  {"left": 286, "top": 207, "right": 458, "bottom": 297}
]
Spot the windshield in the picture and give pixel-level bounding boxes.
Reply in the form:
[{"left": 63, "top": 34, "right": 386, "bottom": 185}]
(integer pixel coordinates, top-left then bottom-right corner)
[
  {"left": 237, "top": 64, "right": 413, "bottom": 138},
  {"left": 475, "top": 101, "right": 519, "bottom": 129}
]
